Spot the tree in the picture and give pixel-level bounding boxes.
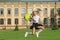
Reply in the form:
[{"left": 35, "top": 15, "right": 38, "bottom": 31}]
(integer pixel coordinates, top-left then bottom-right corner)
[
  {"left": 57, "top": 8, "right": 60, "bottom": 16},
  {"left": 51, "top": 2, "right": 59, "bottom": 30}
]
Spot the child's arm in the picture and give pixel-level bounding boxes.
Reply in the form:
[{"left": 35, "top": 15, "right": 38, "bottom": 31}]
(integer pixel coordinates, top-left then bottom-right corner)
[{"left": 30, "top": 16, "right": 34, "bottom": 20}]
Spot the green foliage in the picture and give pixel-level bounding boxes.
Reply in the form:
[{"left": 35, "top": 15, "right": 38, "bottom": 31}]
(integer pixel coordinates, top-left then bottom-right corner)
[
  {"left": 14, "top": 25, "right": 19, "bottom": 31},
  {"left": 51, "top": 21, "right": 59, "bottom": 30},
  {"left": 57, "top": 8, "right": 60, "bottom": 16}
]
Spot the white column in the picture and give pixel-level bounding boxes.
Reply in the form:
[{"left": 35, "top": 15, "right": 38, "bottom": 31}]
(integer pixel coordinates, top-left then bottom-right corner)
[
  {"left": 19, "top": 5, "right": 21, "bottom": 25},
  {"left": 48, "top": 5, "right": 50, "bottom": 26},
  {"left": 4, "top": 5, "right": 7, "bottom": 26},
  {"left": 11, "top": 5, "right": 14, "bottom": 26},
  {"left": 40, "top": 5, "right": 44, "bottom": 24}
]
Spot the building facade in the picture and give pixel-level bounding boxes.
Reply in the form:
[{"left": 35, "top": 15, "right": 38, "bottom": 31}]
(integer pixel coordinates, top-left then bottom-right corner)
[{"left": 0, "top": 0, "right": 60, "bottom": 29}]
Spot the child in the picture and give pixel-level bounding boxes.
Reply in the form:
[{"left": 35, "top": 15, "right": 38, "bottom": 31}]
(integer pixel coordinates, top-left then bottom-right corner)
[{"left": 25, "top": 9, "right": 44, "bottom": 37}]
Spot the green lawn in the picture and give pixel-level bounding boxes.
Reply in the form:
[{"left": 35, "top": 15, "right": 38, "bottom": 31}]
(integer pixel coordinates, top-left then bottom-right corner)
[{"left": 0, "top": 29, "right": 60, "bottom": 40}]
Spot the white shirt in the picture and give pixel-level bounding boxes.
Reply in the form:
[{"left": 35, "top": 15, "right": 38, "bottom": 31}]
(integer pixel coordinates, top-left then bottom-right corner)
[{"left": 33, "top": 15, "right": 40, "bottom": 23}]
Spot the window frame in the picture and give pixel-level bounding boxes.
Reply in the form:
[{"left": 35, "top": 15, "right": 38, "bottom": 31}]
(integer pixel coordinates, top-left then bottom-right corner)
[
  {"left": 21, "top": 8, "right": 26, "bottom": 14},
  {"left": 43, "top": 18, "right": 48, "bottom": 25},
  {"left": 15, "top": 18, "right": 19, "bottom": 24},
  {"left": 50, "top": 8, "right": 54, "bottom": 17},
  {"left": 0, "top": 19, "right": 4, "bottom": 24},
  {"left": 7, "top": 8, "right": 11, "bottom": 14},
  {"left": 28, "top": 8, "right": 33, "bottom": 14},
  {"left": 0, "top": 8, "right": 4, "bottom": 15},
  {"left": 43, "top": 8, "right": 47, "bottom": 14},
  {"left": 7, "top": 18, "right": 11, "bottom": 24},
  {"left": 14, "top": 8, "right": 19, "bottom": 14}
]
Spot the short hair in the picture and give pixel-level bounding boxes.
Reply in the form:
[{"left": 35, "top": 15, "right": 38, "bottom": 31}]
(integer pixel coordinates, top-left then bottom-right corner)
[
  {"left": 32, "top": 11, "right": 39, "bottom": 14},
  {"left": 32, "top": 11, "right": 39, "bottom": 16}
]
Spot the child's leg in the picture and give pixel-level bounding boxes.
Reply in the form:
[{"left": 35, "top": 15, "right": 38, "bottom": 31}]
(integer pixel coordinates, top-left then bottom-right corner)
[
  {"left": 38, "top": 26, "right": 44, "bottom": 33},
  {"left": 36, "top": 26, "right": 44, "bottom": 37},
  {"left": 25, "top": 32, "right": 28, "bottom": 37},
  {"left": 32, "top": 27, "right": 36, "bottom": 35},
  {"left": 38, "top": 24, "right": 45, "bottom": 30},
  {"left": 36, "top": 29, "right": 43, "bottom": 37},
  {"left": 25, "top": 27, "right": 36, "bottom": 37},
  {"left": 25, "top": 28, "right": 36, "bottom": 37},
  {"left": 25, "top": 32, "right": 32, "bottom": 37}
]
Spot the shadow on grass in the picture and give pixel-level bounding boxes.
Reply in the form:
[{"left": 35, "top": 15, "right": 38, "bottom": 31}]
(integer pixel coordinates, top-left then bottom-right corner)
[{"left": 0, "top": 38, "right": 5, "bottom": 40}]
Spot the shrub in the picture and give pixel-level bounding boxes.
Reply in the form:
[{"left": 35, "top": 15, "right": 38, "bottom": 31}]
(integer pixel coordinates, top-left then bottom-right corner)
[
  {"left": 14, "top": 25, "right": 19, "bottom": 31},
  {"left": 51, "top": 21, "right": 59, "bottom": 30}
]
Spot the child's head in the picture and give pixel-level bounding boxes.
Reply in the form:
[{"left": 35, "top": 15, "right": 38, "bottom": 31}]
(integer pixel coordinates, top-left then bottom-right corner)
[{"left": 32, "top": 11, "right": 38, "bottom": 16}]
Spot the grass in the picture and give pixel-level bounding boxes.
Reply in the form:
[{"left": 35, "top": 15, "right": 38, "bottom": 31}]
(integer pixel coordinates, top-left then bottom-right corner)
[{"left": 0, "top": 29, "right": 60, "bottom": 40}]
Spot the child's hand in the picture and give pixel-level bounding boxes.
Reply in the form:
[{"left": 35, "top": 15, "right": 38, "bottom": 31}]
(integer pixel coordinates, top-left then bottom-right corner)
[{"left": 30, "top": 16, "right": 33, "bottom": 19}]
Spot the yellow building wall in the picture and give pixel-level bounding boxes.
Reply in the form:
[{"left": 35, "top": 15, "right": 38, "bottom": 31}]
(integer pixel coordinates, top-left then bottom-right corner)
[{"left": 0, "top": 2, "right": 60, "bottom": 29}]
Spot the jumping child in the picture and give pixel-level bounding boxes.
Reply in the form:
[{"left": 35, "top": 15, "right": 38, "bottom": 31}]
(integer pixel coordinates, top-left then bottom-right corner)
[{"left": 25, "top": 9, "right": 44, "bottom": 37}]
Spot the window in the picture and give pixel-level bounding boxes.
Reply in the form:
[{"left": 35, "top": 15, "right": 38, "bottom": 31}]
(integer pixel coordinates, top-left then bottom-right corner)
[
  {"left": 28, "top": 8, "right": 33, "bottom": 13},
  {"left": 21, "top": 8, "right": 26, "bottom": 14},
  {"left": 50, "top": 8, "right": 54, "bottom": 17},
  {"left": 37, "top": 8, "right": 41, "bottom": 13},
  {"left": 15, "top": 18, "right": 18, "bottom": 24},
  {"left": 0, "top": 8, "right": 4, "bottom": 14},
  {"left": 43, "top": 8, "right": 47, "bottom": 14},
  {"left": 14, "top": 8, "right": 18, "bottom": 14},
  {"left": 44, "top": 18, "right": 48, "bottom": 25},
  {"left": 50, "top": 18, "right": 55, "bottom": 25},
  {"left": 37, "top": 8, "right": 40, "bottom": 11},
  {"left": 7, "top": 8, "right": 11, "bottom": 14},
  {"left": 7, "top": 19, "right": 11, "bottom": 24},
  {"left": 0, "top": 19, "right": 4, "bottom": 24}
]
